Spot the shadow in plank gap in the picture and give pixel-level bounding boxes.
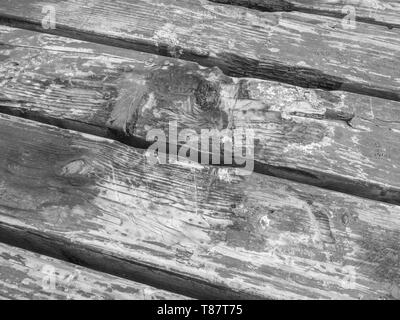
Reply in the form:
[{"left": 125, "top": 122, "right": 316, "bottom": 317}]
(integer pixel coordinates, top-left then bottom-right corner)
[
  {"left": 209, "top": 0, "right": 400, "bottom": 29},
  {"left": 0, "top": 113, "right": 399, "bottom": 299},
  {"left": 0, "top": 0, "right": 399, "bottom": 100},
  {"left": 1, "top": 26, "right": 400, "bottom": 205},
  {"left": 0, "top": 242, "right": 189, "bottom": 300}
]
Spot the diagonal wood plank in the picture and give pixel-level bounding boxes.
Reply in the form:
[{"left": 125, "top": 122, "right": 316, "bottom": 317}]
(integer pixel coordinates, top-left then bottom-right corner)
[
  {"left": 1, "top": 27, "right": 400, "bottom": 204},
  {"left": 0, "top": 242, "right": 189, "bottom": 300},
  {"left": 0, "top": 113, "right": 400, "bottom": 299},
  {"left": 0, "top": 0, "right": 399, "bottom": 100},
  {"left": 210, "top": 0, "right": 400, "bottom": 29}
]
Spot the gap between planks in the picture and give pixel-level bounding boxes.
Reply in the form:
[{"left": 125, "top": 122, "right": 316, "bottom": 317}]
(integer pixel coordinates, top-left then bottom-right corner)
[
  {"left": 1, "top": 26, "right": 400, "bottom": 206},
  {"left": 209, "top": 0, "right": 400, "bottom": 29},
  {"left": 0, "top": 0, "right": 399, "bottom": 101},
  {"left": 0, "top": 113, "right": 399, "bottom": 299},
  {"left": 0, "top": 242, "right": 189, "bottom": 300}
]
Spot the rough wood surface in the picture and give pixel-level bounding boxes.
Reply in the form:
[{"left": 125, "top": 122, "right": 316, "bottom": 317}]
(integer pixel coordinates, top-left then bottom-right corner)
[
  {"left": 0, "top": 113, "right": 400, "bottom": 299},
  {"left": 210, "top": 0, "right": 400, "bottom": 29},
  {"left": 0, "top": 0, "right": 399, "bottom": 101},
  {"left": 0, "top": 243, "right": 188, "bottom": 300},
  {"left": 1, "top": 27, "right": 400, "bottom": 204}
]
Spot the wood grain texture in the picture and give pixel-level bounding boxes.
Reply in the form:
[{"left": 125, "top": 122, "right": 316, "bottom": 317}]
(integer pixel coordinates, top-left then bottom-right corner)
[
  {"left": 0, "top": 113, "right": 400, "bottom": 299},
  {"left": 0, "top": 243, "right": 188, "bottom": 300},
  {"left": 1, "top": 27, "right": 400, "bottom": 204},
  {"left": 0, "top": 0, "right": 399, "bottom": 101},
  {"left": 210, "top": 0, "right": 400, "bottom": 29}
]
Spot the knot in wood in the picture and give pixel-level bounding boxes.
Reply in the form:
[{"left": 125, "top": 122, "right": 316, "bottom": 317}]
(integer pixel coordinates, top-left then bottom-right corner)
[
  {"left": 60, "top": 159, "right": 90, "bottom": 177},
  {"left": 195, "top": 79, "right": 221, "bottom": 111}
]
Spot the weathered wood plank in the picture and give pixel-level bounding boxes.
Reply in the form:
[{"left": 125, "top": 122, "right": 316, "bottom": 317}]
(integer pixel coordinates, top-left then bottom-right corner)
[
  {"left": 1, "top": 27, "right": 400, "bottom": 204},
  {"left": 0, "top": 0, "right": 399, "bottom": 100},
  {"left": 0, "top": 113, "right": 400, "bottom": 299},
  {"left": 0, "top": 243, "right": 188, "bottom": 300},
  {"left": 210, "top": 0, "right": 400, "bottom": 29}
]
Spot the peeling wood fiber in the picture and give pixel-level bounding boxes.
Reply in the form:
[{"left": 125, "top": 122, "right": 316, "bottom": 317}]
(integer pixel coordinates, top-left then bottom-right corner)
[
  {"left": 1, "top": 27, "right": 400, "bottom": 205},
  {"left": 209, "top": 0, "right": 400, "bottom": 29},
  {"left": 0, "top": 0, "right": 399, "bottom": 100},
  {"left": 0, "top": 113, "right": 399, "bottom": 299},
  {"left": 0, "top": 243, "right": 188, "bottom": 300}
]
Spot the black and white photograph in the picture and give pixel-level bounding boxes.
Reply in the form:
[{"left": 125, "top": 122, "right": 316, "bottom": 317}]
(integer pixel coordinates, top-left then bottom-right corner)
[{"left": 0, "top": 0, "right": 399, "bottom": 306}]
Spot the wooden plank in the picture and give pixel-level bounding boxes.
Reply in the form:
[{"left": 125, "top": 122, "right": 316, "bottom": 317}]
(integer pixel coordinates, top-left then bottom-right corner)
[
  {"left": 0, "top": 113, "right": 400, "bottom": 299},
  {"left": 0, "top": 0, "right": 399, "bottom": 101},
  {"left": 0, "top": 243, "right": 188, "bottom": 300},
  {"left": 210, "top": 0, "right": 400, "bottom": 29},
  {"left": 1, "top": 27, "right": 400, "bottom": 204}
]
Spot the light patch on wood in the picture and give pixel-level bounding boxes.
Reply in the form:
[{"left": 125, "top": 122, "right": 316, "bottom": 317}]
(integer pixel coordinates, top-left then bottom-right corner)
[{"left": 107, "top": 76, "right": 147, "bottom": 134}]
